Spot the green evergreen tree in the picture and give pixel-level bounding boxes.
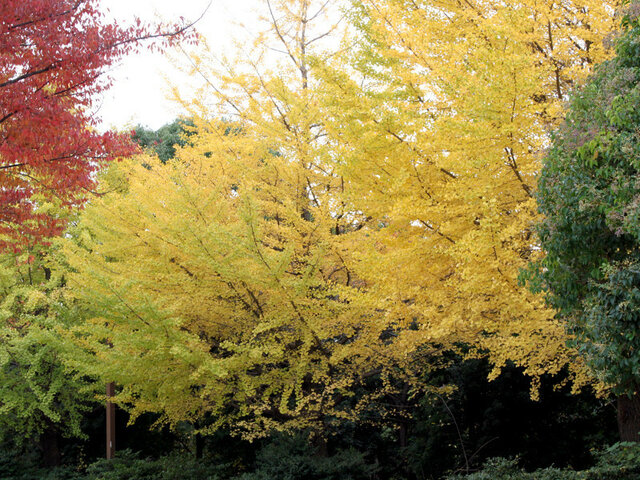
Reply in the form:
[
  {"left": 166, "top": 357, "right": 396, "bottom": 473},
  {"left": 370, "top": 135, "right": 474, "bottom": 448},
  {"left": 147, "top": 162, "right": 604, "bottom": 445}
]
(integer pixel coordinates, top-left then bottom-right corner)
[
  {"left": 132, "top": 118, "right": 194, "bottom": 163},
  {"left": 528, "top": 1, "right": 640, "bottom": 441}
]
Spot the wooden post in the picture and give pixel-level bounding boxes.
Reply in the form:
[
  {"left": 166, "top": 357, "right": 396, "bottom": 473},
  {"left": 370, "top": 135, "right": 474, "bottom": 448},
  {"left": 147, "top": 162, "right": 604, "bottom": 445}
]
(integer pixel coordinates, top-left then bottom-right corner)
[{"left": 106, "top": 382, "right": 116, "bottom": 459}]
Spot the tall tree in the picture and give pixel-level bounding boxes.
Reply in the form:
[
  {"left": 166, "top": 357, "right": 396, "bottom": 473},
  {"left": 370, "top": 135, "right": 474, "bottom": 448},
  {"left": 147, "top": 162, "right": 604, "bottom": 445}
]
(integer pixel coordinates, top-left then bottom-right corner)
[
  {"left": 0, "top": 0, "right": 196, "bottom": 252},
  {"left": 529, "top": 1, "right": 640, "bottom": 440},
  {"left": 62, "top": 0, "right": 424, "bottom": 440},
  {"left": 131, "top": 118, "right": 195, "bottom": 163},
  {"left": 63, "top": 0, "right": 621, "bottom": 440},
  {"left": 315, "top": 0, "right": 618, "bottom": 393}
]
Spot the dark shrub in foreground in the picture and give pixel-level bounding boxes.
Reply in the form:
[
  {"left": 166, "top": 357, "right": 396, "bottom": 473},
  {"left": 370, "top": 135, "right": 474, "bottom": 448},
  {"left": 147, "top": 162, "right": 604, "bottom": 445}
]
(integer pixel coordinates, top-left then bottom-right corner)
[{"left": 448, "top": 443, "right": 640, "bottom": 480}]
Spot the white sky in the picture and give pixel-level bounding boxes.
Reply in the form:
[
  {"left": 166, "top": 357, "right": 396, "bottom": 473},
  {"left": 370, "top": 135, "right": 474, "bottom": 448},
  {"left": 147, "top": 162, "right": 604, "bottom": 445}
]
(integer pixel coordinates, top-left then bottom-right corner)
[{"left": 99, "top": 0, "right": 262, "bottom": 131}]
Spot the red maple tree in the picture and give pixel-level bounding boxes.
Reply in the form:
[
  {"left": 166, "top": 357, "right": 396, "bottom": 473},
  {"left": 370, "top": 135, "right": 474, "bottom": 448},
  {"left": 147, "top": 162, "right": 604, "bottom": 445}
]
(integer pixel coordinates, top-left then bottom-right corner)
[{"left": 0, "top": 0, "right": 196, "bottom": 251}]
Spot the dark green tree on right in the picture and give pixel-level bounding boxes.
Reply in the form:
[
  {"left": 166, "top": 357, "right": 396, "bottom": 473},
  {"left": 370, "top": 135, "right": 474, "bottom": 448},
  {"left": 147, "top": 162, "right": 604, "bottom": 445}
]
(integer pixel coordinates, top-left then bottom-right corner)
[{"left": 528, "top": 1, "right": 640, "bottom": 441}]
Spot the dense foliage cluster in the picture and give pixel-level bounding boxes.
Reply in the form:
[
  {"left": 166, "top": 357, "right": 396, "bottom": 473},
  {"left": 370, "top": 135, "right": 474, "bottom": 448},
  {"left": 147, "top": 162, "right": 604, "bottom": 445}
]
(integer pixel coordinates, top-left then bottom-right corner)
[
  {"left": 449, "top": 443, "right": 640, "bottom": 480},
  {"left": 0, "top": 247, "right": 95, "bottom": 444},
  {"left": 531, "top": 5, "right": 640, "bottom": 397},
  {"left": 0, "top": 0, "right": 195, "bottom": 251},
  {"left": 60, "top": 0, "right": 619, "bottom": 441},
  {"left": 4, "top": 0, "right": 640, "bottom": 477},
  {"left": 131, "top": 119, "right": 195, "bottom": 163}
]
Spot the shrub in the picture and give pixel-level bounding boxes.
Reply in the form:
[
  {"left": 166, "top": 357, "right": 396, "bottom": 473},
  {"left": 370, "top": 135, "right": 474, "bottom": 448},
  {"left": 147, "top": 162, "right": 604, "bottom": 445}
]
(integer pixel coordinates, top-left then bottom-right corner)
[
  {"left": 233, "top": 434, "right": 379, "bottom": 480},
  {"left": 84, "top": 450, "right": 227, "bottom": 480},
  {"left": 448, "top": 443, "right": 640, "bottom": 480}
]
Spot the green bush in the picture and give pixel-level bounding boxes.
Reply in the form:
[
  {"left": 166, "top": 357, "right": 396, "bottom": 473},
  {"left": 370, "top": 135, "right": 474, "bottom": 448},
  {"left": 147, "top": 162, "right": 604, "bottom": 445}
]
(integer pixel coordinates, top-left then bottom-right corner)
[
  {"left": 2, "top": 441, "right": 637, "bottom": 480},
  {"left": 0, "top": 448, "right": 228, "bottom": 480},
  {"left": 0, "top": 446, "right": 82, "bottom": 480},
  {"left": 84, "top": 450, "right": 227, "bottom": 480},
  {"left": 590, "top": 442, "right": 640, "bottom": 477},
  {"left": 448, "top": 443, "right": 640, "bottom": 480},
  {"left": 233, "top": 434, "right": 379, "bottom": 480}
]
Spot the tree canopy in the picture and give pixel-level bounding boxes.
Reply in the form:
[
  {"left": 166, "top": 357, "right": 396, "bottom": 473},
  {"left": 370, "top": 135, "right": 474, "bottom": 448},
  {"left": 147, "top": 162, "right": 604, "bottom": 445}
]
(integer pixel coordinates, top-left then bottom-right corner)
[
  {"left": 314, "top": 0, "right": 617, "bottom": 394},
  {"left": 530, "top": 3, "right": 640, "bottom": 397},
  {"left": 1, "top": 0, "right": 639, "bottom": 473},
  {"left": 0, "top": 0, "right": 195, "bottom": 252},
  {"left": 58, "top": 0, "right": 622, "bottom": 441},
  {"left": 62, "top": 0, "right": 420, "bottom": 438}
]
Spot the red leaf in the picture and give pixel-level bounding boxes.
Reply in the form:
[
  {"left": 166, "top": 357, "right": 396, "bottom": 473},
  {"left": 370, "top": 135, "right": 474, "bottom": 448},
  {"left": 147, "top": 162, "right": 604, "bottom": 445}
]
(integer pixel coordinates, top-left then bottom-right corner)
[{"left": 0, "top": 0, "right": 197, "bottom": 252}]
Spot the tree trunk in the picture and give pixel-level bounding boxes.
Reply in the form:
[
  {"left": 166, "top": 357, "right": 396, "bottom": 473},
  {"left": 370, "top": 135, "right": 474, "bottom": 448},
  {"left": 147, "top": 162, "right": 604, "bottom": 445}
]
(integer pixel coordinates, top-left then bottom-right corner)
[
  {"left": 398, "top": 421, "right": 408, "bottom": 449},
  {"left": 40, "top": 426, "right": 60, "bottom": 467},
  {"left": 195, "top": 433, "right": 204, "bottom": 459},
  {"left": 618, "top": 393, "right": 640, "bottom": 441},
  {"left": 106, "top": 382, "right": 116, "bottom": 459},
  {"left": 397, "top": 382, "right": 410, "bottom": 449},
  {"left": 311, "top": 430, "right": 329, "bottom": 458}
]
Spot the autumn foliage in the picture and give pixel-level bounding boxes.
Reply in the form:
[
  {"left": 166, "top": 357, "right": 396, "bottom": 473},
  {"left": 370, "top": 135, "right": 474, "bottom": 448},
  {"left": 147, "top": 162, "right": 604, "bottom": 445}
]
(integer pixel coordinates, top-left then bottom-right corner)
[
  {"left": 63, "top": 1, "right": 406, "bottom": 438},
  {"left": 52, "top": 0, "right": 622, "bottom": 442},
  {"left": 4, "top": 0, "right": 639, "bottom": 468},
  {"left": 316, "top": 0, "right": 618, "bottom": 393},
  {"left": 0, "top": 0, "right": 194, "bottom": 251}
]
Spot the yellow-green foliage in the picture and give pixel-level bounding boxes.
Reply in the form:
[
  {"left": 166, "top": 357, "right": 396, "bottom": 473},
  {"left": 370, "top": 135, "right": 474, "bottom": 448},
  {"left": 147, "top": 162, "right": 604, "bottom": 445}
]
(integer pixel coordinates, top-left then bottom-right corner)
[
  {"left": 64, "top": 0, "right": 419, "bottom": 436},
  {"left": 0, "top": 248, "right": 96, "bottom": 441},
  {"left": 65, "top": 143, "right": 417, "bottom": 437}
]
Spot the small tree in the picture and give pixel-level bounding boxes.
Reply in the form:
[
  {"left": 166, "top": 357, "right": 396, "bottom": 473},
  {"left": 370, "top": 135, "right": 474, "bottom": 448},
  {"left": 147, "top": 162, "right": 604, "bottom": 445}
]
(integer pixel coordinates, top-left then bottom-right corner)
[
  {"left": 0, "top": 243, "right": 98, "bottom": 466},
  {"left": 529, "top": 2, "right": 640, "bottom": 441}
]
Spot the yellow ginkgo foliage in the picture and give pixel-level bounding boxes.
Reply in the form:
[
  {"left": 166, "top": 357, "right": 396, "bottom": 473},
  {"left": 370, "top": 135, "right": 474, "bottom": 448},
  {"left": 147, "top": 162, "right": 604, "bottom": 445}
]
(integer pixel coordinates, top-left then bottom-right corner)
[
  {"left": 66, "top": 139, "right": 413, "bottom": 437},
  {"left": 314, "top": 0, "right": 618, "bottom": 394},
  {"left": 63, "top": 0, "right": 433, "bottom": 438},
  {"left": 65, "top": 0, "right": 620, "bottom": 440}
]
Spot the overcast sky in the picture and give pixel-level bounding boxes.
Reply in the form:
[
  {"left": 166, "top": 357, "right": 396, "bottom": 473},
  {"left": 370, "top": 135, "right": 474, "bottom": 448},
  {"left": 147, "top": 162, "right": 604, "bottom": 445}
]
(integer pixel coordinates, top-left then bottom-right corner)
[{"left": 99, "top": 0, "right": 260, "bottom": 131}]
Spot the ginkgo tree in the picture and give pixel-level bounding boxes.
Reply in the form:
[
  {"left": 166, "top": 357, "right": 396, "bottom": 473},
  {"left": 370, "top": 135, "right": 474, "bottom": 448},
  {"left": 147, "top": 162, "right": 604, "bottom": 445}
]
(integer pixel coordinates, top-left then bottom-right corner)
[
  {"left": 62, "top": 0, "right": 620, "bottom": 442},
  {"left": 0, "top": 242, "right": 98, "bottom": 466},
  {"left": 314, "top": 0, "right": 618, "bottom": 394},
  {"left": 63, "top": 0, "right": 431, "bottom": 440}
]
